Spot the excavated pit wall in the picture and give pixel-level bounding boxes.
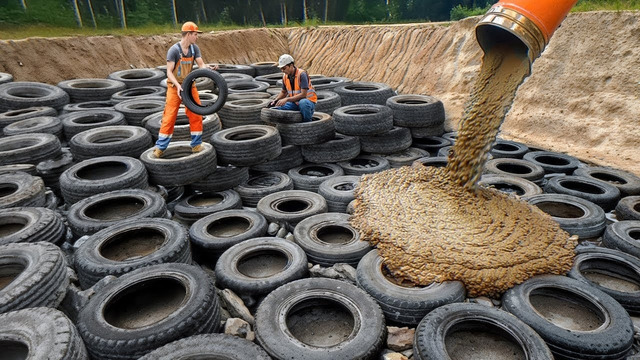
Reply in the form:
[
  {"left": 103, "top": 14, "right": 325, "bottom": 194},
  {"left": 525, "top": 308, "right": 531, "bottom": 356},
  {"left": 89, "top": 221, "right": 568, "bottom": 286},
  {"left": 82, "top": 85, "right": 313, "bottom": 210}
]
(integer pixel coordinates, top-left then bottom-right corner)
[{"left": 0, "top": 11, "right": 638, "bottom": 175}]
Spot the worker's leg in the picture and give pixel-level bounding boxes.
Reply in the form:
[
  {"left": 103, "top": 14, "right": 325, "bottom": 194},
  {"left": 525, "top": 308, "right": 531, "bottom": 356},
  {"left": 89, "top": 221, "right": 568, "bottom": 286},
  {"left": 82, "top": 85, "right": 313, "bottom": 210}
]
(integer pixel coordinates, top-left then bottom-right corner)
[
  {"left": 298, "top": 99, "right": 315, "bottom": 122},
  {"left": 185, "top": 87, "right": 203, "bottom": 148},
  {"left": 274, "top": 102, "right": 299, "bottom": 112},
  {"left": 156, "top": 86, "right": 181, "bottom": 150}
]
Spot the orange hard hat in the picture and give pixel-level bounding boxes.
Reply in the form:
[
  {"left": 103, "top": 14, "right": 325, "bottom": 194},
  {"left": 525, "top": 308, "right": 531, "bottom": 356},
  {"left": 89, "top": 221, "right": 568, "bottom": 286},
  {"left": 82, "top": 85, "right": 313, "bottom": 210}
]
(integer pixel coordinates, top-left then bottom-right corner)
[{"left": 181, "top": 21, "right": 203, "bottom": 33}]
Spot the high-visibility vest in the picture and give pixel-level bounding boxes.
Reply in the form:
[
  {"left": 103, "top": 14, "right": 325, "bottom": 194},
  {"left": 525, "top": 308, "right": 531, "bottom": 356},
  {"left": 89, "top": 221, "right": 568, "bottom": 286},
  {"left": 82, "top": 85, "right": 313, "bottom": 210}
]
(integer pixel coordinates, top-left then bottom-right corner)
[{"left": 282, "top": 67, "right": 317, "bottom": 104}]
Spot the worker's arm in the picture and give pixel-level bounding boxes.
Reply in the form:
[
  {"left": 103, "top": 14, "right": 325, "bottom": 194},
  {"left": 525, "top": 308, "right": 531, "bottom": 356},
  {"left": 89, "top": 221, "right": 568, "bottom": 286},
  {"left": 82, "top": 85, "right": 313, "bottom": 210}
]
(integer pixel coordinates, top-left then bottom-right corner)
[{"left": 195, "top": 57, "right": 219, "bottom": 71}]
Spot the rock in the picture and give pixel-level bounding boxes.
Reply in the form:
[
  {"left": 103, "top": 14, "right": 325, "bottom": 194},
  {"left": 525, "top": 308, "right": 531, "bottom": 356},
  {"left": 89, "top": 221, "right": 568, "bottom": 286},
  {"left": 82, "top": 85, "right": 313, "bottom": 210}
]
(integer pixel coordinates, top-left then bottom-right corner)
[
  {"left": 224, "top": 318, "right": 255, "bottom": 341},
  {"left": 276, "top": 226, "right": 288, "bottom": 238},
  {"left": 382, "top": 352, "right": 409, "bottom": 360},
  {"left": 472, "top": 296, "right": 494, "bottom": 307},
  {"left": 309, "top": 263, "right": 357, "bottom": 284},
  {"left": 219, "top": 288, "right": 255, "bottom": 325},
  {"left": 387, "top": 326, "right": 414, "bottom": 352},
  {"left": 401, "top": 348, "right": 414, "bottom": 358},
  {"left": 333, "top": 263, "right": 357, "bottom": 283},
  {"left": 267, "top": 222, "right": 279, "bottom": 235},
  {"left": 285, "top": 232, "right": 295, "bottom": 241}
]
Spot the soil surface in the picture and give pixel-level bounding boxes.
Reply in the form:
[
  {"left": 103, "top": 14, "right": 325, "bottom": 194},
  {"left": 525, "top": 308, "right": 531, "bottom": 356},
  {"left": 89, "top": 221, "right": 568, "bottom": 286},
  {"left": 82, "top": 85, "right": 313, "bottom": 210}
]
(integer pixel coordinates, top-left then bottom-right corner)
[{"left": 0, "top": 11, "right": 638, "bottom": 175}]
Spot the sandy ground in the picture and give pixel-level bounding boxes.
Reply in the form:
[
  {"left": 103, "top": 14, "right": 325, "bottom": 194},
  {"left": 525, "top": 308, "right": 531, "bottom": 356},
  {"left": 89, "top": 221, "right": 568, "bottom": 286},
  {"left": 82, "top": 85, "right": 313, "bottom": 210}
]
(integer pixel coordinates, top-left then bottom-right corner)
[{"left": 0, "top": 11, "right": 638, "bottom": 176}]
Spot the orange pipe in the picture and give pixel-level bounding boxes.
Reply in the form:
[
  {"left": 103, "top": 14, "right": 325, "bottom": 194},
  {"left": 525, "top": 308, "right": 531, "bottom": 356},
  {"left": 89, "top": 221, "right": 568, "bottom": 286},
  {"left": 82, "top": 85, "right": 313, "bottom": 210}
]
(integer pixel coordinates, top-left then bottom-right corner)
[
  {"left": 494, "top": 0, "right": 578, "bottom": 43},
  {"left": 475, "top": 0, "right": 578, "bottom": 63}
]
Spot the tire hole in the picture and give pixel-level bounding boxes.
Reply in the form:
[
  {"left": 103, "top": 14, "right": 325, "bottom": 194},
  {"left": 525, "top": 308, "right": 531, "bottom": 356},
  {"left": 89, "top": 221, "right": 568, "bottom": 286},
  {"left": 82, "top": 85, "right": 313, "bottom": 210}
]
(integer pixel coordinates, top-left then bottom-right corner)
[
  {"left": 99, "top": 228, "right": 166, "bottom": 261},
  {"left": 207, "top": 216, "right": 251, "bottom": 237},
  {"left": 589, "top": 172, "right": 627, "bottom": 185},
  {"left": 316, "top": 225, "right": 354, "bottom": 244},
  {"left": 580, "top": 258, "right": 640, "bottom": 293},
  {"left": 237, "top": 250, "right": 288, "bottom": 278},
  {"left": 529, "top": 287, "right": 606, "bottom": 331},
  {"left": 558, "top": 180, "right": 605, "bottom": 195},
  {"left": 276, "top": 199, "right": 311, "bottom": 213},
  {"left": 187, "top": 193, "right": 223, "bottom": 207},
  {"left": 0, "top": 340, "right": 29, "bottom": 360},
  {"left": 534, "top": 201, "right": 585, "bottom": 219},
  {"left": 104, "top": 278, "right": 187, "bottom": 329},
  {"left": 496, "top": 163, "right": 533, "bottom": 175},
  {"left": 533, "top": 155, "right": 569, "bottom": 166},
  {"left": 444, "top": 320, "right": 526, "bottom": 360},
  {"left": 0, "top": 184, "right": 19, "bottom": 199},
  {"left": 85, "top": 198, "right": 145, "bottom": 220},
  {"left": 286, "top": 298, "right": 355, "bottom": 347},
  {"left": 77, "top": 162, "right": 128, "bottom": 180},
  {"left": 0, "top": 264, "right": 24, "bottom": 291}
]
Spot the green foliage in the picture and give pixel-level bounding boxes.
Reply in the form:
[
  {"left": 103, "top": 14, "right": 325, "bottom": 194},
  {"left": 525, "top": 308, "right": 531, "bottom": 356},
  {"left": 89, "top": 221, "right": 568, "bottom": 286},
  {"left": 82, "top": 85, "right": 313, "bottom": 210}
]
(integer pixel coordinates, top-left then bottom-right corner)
[
  {"left": 572, "top": 0, "right": 640, "bottom": 11},
  {"left": 450, "top": 3, "right": 491, "bottom": 21}
]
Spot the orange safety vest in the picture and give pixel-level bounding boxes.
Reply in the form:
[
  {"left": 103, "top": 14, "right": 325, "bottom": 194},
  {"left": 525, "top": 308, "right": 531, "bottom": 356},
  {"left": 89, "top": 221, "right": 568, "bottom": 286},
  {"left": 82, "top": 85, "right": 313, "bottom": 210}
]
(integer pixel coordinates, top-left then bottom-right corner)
[
  {"left": 172, "top": 43, "right": 195, "bottom": 85},
  {"left": 282, "top": 68, "right": 317, "bottom": 104}
]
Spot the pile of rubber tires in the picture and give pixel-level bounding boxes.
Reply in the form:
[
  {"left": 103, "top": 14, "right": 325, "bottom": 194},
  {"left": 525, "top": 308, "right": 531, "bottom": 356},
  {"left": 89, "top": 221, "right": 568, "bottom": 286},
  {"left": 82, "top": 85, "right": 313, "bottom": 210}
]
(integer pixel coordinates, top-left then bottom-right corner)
[{"left": 1, "top": 65, "right": 640, "bottom": 360}]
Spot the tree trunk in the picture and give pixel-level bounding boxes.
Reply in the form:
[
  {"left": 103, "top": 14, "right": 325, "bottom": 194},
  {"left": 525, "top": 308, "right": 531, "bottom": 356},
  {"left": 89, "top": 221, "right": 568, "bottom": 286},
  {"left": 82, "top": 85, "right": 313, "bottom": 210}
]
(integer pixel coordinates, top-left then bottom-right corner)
[
  {"left": 260, "top": 2, "right": 267, "bottom": 27},
  {"left": 118, "top": 0, "right": 126, "bottom": 28},
  {"left": 171, "top": 0, "right": 178, "bottom": 28},
  {"left": 324, "top": 0, "right": 328, "bottom": 23},
  {"left": 86, "top": 0, "right": 97, "bottom": 28},
  {"left": 70, "top": 0, "right": 83, "bottom": 27},
  {"left": 302, "top": 0, "right": 308, "bottom": 23},
  {"left": 200, "top": 0, "right": 207, "bottom": 23}
]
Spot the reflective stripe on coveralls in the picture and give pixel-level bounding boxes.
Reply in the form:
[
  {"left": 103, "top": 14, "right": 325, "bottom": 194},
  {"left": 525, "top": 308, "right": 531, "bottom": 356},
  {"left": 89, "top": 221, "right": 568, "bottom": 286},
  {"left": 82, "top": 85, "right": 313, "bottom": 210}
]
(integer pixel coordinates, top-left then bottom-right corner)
[
  {"left": 282, "top": 68, "right": 317, "bottom": 104},
  {"left": 156, "top": 43, "right": 203, "bottom": 150}
]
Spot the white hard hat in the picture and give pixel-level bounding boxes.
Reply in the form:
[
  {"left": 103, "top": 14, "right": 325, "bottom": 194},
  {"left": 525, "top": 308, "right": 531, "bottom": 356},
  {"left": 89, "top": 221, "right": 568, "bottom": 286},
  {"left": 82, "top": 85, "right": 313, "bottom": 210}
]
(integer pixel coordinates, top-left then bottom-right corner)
[{"left": 278, "top": 54, "right": 294, "bottom": 68}]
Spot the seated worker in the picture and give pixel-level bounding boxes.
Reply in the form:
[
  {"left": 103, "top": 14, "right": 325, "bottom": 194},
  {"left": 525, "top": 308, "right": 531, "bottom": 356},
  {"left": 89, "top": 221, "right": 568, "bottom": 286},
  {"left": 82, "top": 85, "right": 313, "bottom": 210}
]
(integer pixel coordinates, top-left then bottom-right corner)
[{"left": 270, "top": 54, "right": 317, "bottom": 122}]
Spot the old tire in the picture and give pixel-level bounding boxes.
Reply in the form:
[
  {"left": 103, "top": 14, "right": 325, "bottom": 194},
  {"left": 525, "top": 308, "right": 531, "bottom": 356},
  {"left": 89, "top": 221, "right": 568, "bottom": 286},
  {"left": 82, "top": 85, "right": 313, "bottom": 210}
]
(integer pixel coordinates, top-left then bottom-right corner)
[
  {"left": 0, "top": 133, "right": 62, "bottom": 166},
  {"left": 189, "top": 209, "right": 268, "bottom": 262},
  {"left": 69, "top": 125, "right": 153, "bottom": 161},
  {"left": 138, "top": 333, "right": 270, "bottom": 360},
  {"left": 189, "top": 165, "right": 249, "bottom": 193},
  {"left": 235, "top": 171, "right": 294, "bottom": 207},
  {"left": 413, "top": 303, "right": 552, "bottom": 360},
  {"left": 250, "top": 144, "right": 303, "bottom": 173},
  {"left": 0, "top": 82, "right": 69, "bottom": 112},
  {"left": 0, "top": 242, "right": 69, "bottom": 313},
  {"left": 77, "top": 263, "right": 221, "bottom": 360},
  {"left": 333, "top": 104, "right": 394, "bottom": 136},
  {"left": 359, "top": 126, "right": 412, "bottom": 154},
  {"left": 333, "top": 81, "right": 394, "bottom": 106},
  {"left": 59, "top": 156, "right": 149, "bottom": 205},
  {"left": 386, "top": 94, "right": 445, "bottom": 128},
  {"left": 74, "top": 218, "right": 191, "bottom": 289},
  {"left": 568, "top": 246, "right": 640, "bottom": 315},
  {"left": 0, "top": 172, "right": 46, "bottom": 209},
  {"left": 574, "top": 166, "right": 640, "bottom": 196},
  {"left": 0, "top": 207, "right": 66, "bottom": 246},
  {"left": 301, "top": 133, "right": 360, "bottom": 163},
  {"left": 140, "top": 141, "right": 217, "bottom": 186},
  {"left": 318, "top": 175, "right": 360, "bottom": 213},
  {"left": 616, "top": 196, "right": 640, "bottom": 221},
  {"left": 502, "top": 275, "right": 634, "bottom": 360},
  {"left": 277, "top": 112, "right": 335, "bottom": 145},
  {"left": 478, "top": 174, "right": 543, "bottom": 197},
  {"left": 181, "top": 69, "right": 228, "bottom": 116},
  {"left": 66, "top": 189, "right": 167, "bottom": 239},
  {"left": 255, "top": 277, "right": 386, "bottom": 360},
  {"left": 0, "top": 307, "right": 88, "bottom": 360},
  {"left": 338, "top": 155, "right": 391, "bottom": 176},
  {"left": 357, "top": 249, "right": 466, "bottom": 326},
  {"left": 484, "top": 158, "right": 545, "bottom": 183},
  {"left": 602, "top": 220, "right": 640, "bottom": 259},
  {"left": 288, "top": 163, "right": 345, "bottom": 192},
  {"left": 2, "top": 116, "right": 63, "bottom": 139},
  {"left": 215, "top": 237, "right": 308, "bottom": 297},
  {"left": 256, "top": 190, "right": 328, "bottom": 226},
  {"left": 524, "top": 194, "right": 606, "bottom": 239},
  {"left": 173, "top": 189, "right": 242, "bottom": 222},
  {"left": 107, "top": 68, "right": 165, "bottom": 88},
  {"left": 211, "top": 125, "right": 281, "bottom": 166},
  {"left": 57, "top": 78, "right": 126, "bottom": 103},
  {"left": 544, "top": 175, "right": 621, "bottom": 211},
  {"left": 294, "top": 213, "right": 370, "bottom": 267},
  {"left": 523, "top": 151, "right": 581, "bottom": 174},
  {"left": 60, "top": 109, "right": 127, "bottom": 141}
]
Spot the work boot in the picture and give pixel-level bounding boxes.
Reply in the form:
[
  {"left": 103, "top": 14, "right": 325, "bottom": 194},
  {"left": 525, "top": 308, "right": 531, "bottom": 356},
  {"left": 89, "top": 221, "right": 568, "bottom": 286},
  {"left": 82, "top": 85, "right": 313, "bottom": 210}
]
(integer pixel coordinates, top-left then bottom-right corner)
[
  {"left": 192, "top": 144, "right": 203, "bottom": 153},
  {"left": 152, "top": 148, "right": 164, "bottom": 158}
]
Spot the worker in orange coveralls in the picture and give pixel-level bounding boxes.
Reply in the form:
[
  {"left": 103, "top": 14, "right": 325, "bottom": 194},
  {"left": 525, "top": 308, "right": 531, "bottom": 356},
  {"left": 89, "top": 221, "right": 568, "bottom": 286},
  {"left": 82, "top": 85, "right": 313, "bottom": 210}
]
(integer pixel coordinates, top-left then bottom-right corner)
[{"left": 153, "top": 21, "right": 219, "bottom": 158}]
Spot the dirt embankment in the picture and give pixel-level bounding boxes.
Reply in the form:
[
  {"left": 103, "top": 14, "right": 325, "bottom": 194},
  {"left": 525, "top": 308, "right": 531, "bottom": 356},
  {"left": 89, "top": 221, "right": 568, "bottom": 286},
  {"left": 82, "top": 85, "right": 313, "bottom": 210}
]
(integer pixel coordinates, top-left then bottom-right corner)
[{"left": 0, "top": 11, "right": 638, "bottom": 175}]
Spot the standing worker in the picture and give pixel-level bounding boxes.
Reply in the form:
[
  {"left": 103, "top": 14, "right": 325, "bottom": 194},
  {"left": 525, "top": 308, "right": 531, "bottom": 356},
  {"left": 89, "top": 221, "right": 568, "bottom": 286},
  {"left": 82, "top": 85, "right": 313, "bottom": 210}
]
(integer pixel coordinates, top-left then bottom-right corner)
[
  {"left": 270, "top": 54, "right": 317, "bottom": 122},
  {"left": 153, "top": 21, "right": 219, "bottom": 158}
]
